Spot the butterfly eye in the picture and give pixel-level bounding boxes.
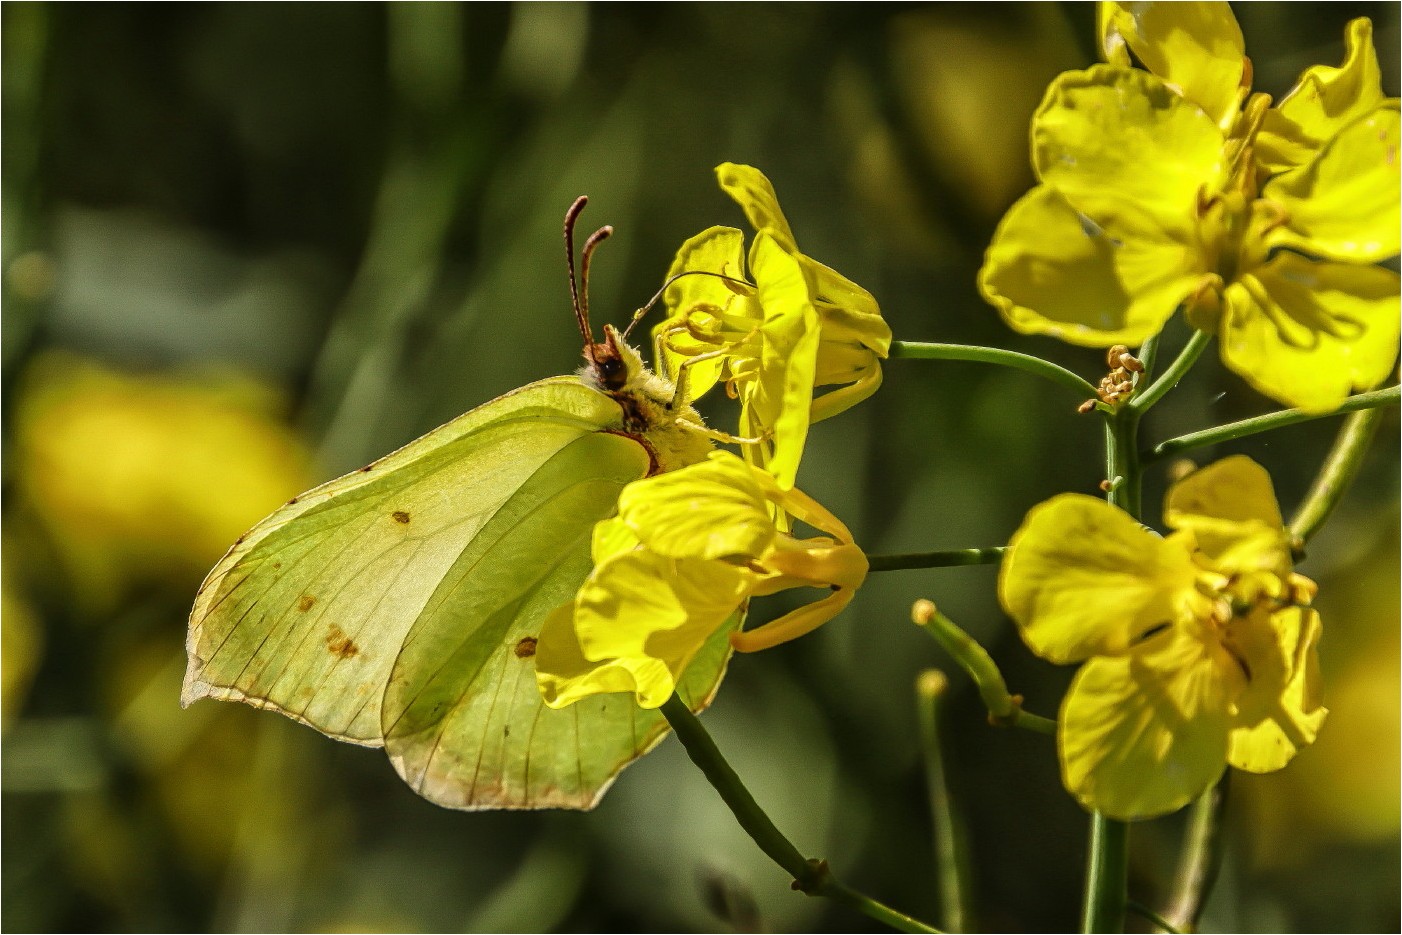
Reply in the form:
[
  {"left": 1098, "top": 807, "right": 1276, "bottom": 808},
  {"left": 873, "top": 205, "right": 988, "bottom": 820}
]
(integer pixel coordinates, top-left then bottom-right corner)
[{"left": 596, "top": 356, "right": 627, "bottom": 390}]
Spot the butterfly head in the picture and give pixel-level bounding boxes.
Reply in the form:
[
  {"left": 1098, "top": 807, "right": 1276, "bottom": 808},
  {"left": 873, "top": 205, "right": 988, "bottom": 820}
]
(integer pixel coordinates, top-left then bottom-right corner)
[{"left": 584, "top": 324, "right": 646, "bottom": 394}]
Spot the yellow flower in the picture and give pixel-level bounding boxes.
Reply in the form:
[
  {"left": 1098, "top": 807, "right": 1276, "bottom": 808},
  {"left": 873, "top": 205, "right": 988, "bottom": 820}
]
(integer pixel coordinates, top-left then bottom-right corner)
[
  {"left": 981, "top": 4, "right": 1400, "bottom": 413},
  {"left": 535, "top": 451, "right": 868, "bottom": 709},
  {"left": 655, "top": 163, "right": 891, "bottom": 488},
  {"left": 999, "top": 456, "right": 1326, "bottom": 820}
]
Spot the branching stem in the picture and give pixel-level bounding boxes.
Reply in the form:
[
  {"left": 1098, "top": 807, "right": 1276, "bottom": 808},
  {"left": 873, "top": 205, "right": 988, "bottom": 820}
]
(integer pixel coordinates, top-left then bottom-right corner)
[
  {"left": 659, "top": 696, "right": 941, "bottom": 933},
  {"left": 891, "top": 341, "right": 1097, "bottom": 398}
]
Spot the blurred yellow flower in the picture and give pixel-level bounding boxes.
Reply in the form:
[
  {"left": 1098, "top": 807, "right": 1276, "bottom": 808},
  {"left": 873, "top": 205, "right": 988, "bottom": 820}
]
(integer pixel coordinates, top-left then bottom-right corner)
[
  {"left": 535, "top": 451, "right": 868, "bottom": 709},
  {"left": 15, "top": 352, "right": 312, "bottom": 609},
  {"left": 981, "top": 4, "right": 1400, "bottom": 413},
  {"left": 1000, "top": 455, "right": 1326, "bottom": 820},
  {"left": 655, "top": 163, "right": 891, "bottom": 489}
]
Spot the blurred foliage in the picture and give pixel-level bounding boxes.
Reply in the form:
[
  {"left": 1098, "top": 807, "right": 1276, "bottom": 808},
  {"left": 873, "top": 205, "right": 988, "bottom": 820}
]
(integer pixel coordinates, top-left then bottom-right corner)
[{"left": 2, "top": 3, "right": 1397, "bottom": 932}]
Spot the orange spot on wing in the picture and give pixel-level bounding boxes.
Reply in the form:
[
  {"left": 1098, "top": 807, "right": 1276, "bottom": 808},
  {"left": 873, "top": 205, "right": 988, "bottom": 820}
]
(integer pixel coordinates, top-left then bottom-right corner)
[
  {"left": 392, "top": 510, "right": 411, "bottom": 524},
  {"left": 325, "top": 624, "right": 360, "bottom": 659},
  {"left": 514, "top": 637, "right": 538, "bottom": 659},
  {"left": 297, "top": 594, "right": 317, "bottom": 612}
]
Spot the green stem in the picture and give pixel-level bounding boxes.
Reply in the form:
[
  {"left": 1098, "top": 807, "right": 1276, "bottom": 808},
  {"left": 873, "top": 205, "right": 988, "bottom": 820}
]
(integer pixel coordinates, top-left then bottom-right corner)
[
  {"left": 1135, "top": 333, "right": 1162, "bottom": 385},
  {"left": 1162, "top": 772, "right": 1229, "bottom": 933},
  {"left": 1081, "top": 815, "right": 1130, "bottom": 934},
  {"left": 1127, "top": 900, "right": 1181, "bottom": 934},
  {"left": 659, "top": 696, "right": 941, "bottom": 934},
  {"left": 1105, "top": 406, "right": 1143, "bottom": 517},
  {"left": 1128, "top": 330, "right": 1212, "bottom": 413},
  {"left": 1289, "top": 405, "right": 1388, "bottom": 547},
  {"left": 868, "top": 548, "right": 1006, "bottom": 572},
  {"left": 1079, "top": 370, "right": 1145, "bottom": 933},
  {"left": 917, "top": 672, "right": 972, "bottom": 933},
  {"left": 911, "top": 601, "right": 1056, "bottom": 735},
  {"left": 891, "top": 341, "right": 1097, "bottom": 399},
  {"left": 1144, "top": 385, "right": 1399, "bottom": 464}
]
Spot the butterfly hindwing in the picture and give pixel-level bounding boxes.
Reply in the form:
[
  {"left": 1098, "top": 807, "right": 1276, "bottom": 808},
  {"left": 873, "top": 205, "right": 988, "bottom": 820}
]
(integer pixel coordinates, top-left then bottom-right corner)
[{"left": 382, "top": 428, "right": 725, "bottom": 809}]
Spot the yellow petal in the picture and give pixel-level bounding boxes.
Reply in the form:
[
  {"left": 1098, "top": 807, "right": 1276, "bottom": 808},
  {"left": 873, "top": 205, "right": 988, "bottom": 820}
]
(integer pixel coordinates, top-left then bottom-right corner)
[
  {"left": 1060, "top": 629, "right": 1235, "bottom": 820},
  {"left": 1164, "top": 456, "right": 1291, "bottom": 573},
  {"left": 1033, "top": 65, "right": 1228, "bottom": 235},
  {"left": 763, "top": 539, "right": 868, "bottom": 592},
  {"left": 1228, "top": 607, "right": 1328, "bottom": 773},
  {"left": 569, "top": 550, "right": 750, "bottom": 709},
  {"left": 1097, "top": 2, "right": 1246, "bottom": 129},
  {"left": 616, "top": 451, "right": 775, "bottom": 561},
  {"left": 535, "top": 600, "right": 645, "bottom": 709},
  {"left": 999, "top": 494, "right": 1199, "bottom": 665},
  {"left": 590, "top": 516, "right": 642, "bottom": 564},
  {"left": 1265, "top": 103, "right": 1401, "bottom": 264},
  {"left": 731, "top": 586, "right": 856, "bottom": 653},
  {"left": 1220, "top": 253, "right": 1401, "bottom": 413},
  {"left": 715, "top": 163, "right": 799, "bottom": 253},
  {"left": 979, "top": 185, "right": 1202, "bottom": 347},
  {"left": 748, "top": 232, "right": 822, "bottom": 489},
  {"left": 1257, "top": 18, "right": 1387, "bottom": 173},
  {"left": 806, "top": 261, "right": 891, "bottom": 356},
  {"left": 1164, "top": 454, "right": 1284, "bottom": 534},
  {"left": 808, "top": 300, "right": 888, "bottom": 422}
]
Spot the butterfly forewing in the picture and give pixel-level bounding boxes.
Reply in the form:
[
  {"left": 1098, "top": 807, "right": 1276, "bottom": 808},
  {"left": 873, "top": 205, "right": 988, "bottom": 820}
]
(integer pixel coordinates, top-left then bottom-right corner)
[{"left": 183, "top": 378, "right": 628, "bottom": 743}]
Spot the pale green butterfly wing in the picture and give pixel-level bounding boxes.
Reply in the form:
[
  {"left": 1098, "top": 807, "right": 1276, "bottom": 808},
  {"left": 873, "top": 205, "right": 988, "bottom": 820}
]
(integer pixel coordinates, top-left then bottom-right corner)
[
  {"left": 380, "top": 431, "right": 736, "bottom": 808},
  {"left": 183, "top": 376, "right": 735, "bottom": 809}
]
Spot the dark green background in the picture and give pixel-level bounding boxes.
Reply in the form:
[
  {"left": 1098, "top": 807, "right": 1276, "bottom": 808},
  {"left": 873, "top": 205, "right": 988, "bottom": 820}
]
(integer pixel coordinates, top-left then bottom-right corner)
[{"left": 4, "top": 3, "right": 1398, "bottom": 931}]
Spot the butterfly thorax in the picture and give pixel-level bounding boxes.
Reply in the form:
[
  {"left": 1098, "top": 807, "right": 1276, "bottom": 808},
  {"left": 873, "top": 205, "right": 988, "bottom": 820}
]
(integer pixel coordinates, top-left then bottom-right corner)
[{"left": 581, "top": 325, "right": 712, "bottom": 474}]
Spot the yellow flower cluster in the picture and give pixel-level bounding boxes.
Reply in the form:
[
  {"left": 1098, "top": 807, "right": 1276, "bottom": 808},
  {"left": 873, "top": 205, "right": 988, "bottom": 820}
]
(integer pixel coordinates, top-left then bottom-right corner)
[
  {"left": 1001, "top": 456, "right": 1325, "bottom": 820},
  {"left": 980, "top": 2, "right": 1399, "bottom": 413}
]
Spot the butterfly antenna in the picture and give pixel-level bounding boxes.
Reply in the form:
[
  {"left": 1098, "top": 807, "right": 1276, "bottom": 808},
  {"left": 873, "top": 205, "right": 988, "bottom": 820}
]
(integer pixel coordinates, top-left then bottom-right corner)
[
  {"left": 579, "top": 224, "right": 614, "bottom": 350},
  {"left": 564, "top": 196, "right": 594, "bottom": 360}
]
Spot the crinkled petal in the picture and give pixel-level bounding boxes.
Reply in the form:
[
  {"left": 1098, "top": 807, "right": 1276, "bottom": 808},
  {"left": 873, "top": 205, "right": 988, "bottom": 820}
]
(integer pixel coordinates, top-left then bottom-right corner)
[
  {"left": 1221, "top": 252, "right": 1401, "bottom": 413},
  {"left": 1060, "top": 628, "right": 1235, "bottom": 820},
  {"left": 616, "top": 451, "right": 775, "bottom": 560},
  {"left": 1033, "top": 65, "right": 1228, "bottom": 234},
  {"left": 1098, "top": 2, "right": 1246, "bottom": 129},
  {"left": 748, "top": 232, "right": 821, "bottom": 489},
  {"left": 543, "top": 551, "right": 749, "bottom": 709},
  {"left": 1265, "top": 103, "right": 1400, "bottom": 264},
  {"left": 716, "top": 163, "right": 799, "bottom": 254},
  {"left": 1164, "top": 454, "right": 1284, "bottom": 536},
  {"left": 1000, "top": 494, "right": 1199, "bottom": 665},
  {"left": 979, "top": 185, "right": 1202, "bottom": 347},
  {"left": 1257, "top": 18, "right": 1387, "bottom": 173},
  {"left": 1227, "top": 607, "right": 1327, "bottom": 773}
]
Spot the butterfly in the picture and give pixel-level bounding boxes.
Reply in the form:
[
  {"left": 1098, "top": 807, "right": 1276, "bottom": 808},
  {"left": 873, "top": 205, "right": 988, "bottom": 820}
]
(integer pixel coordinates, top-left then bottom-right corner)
[{"left": 182, "top": 197, "right": 735, "bottom": 810}]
